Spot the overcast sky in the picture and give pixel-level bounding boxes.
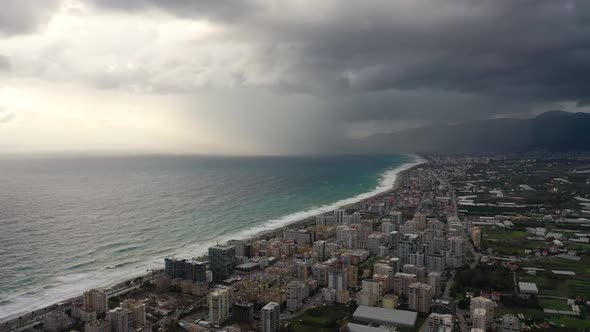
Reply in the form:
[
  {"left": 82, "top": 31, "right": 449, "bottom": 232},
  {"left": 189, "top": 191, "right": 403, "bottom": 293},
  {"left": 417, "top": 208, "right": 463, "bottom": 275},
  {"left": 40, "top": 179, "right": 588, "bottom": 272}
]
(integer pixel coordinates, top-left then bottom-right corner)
[{"left": 1, "top": 0, "right": 589, "bottom": 154}]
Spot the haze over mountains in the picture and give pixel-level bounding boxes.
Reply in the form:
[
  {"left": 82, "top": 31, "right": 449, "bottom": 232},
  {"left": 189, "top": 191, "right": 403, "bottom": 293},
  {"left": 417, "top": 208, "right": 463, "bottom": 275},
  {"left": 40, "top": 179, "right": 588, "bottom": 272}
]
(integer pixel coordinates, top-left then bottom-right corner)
[{"left": 350, "top": 111, "right": 590, "bottom": 154}]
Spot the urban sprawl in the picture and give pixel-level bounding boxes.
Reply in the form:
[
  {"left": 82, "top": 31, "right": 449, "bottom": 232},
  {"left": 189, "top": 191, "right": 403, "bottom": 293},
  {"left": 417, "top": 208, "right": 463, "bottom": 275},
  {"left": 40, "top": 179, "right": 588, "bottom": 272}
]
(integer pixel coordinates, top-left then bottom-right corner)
[{"left": 4, "top": 154, "right": 590, "bottom": 332}]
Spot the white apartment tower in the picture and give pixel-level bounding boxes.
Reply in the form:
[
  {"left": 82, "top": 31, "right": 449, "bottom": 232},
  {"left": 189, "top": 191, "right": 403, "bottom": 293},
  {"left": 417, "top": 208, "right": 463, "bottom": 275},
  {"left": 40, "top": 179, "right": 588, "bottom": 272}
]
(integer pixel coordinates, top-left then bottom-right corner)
[
  {"left": 208, "top": 288, "right": 230, "bottom": 325},
  {"left": 470, "top": 297, "right": 495, "bottom": 327},
  {"left": 261, "top": 302, "right": 280, "bottom": 332}
]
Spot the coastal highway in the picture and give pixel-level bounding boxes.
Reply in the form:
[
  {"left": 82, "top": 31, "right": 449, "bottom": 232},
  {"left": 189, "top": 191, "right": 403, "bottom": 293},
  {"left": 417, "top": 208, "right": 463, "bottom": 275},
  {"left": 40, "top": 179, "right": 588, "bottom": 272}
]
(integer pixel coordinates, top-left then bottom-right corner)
[{"left": 0, "top": 303, "right": 65, "bottom": 332}]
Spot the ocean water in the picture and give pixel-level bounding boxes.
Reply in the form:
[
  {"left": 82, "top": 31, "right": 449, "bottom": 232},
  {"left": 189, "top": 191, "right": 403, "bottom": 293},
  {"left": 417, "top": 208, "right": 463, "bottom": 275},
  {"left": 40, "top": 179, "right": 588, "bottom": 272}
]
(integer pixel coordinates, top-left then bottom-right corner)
[{"left": 0, "top": 154, "right": 418, "bottom": 318}]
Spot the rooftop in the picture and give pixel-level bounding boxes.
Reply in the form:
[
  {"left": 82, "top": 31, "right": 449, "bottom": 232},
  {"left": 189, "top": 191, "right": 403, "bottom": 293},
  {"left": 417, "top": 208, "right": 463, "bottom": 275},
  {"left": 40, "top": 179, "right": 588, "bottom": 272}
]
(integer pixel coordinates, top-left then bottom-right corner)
[
  {"left": 518, "top": 282, "right": 539, "bottom": 294},
  {"left": 262, "top": 302, "right": 280, "bottom": 310},
  {"left": 347, "top": 323, "right": 391, "bottom": 332},
  {"left": 352, "top": 305, "right": 417, "bottom": 328}
]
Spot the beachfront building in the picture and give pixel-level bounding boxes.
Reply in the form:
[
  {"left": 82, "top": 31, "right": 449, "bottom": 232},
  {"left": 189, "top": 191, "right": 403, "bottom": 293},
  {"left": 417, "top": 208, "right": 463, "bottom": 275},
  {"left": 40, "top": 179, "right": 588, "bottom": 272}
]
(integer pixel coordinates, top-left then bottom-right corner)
[
  {"left": 83, "top": 289, "right": 108, "bottom": 316},
  {"left": 43, "top": 311, "right": 72, "bottom": 332},
  {"left": 208, "top": 245, "right": 236, "bottom": 281},
  {"left": 283, "top": 229, "right": 314, "bottom": 244},
  {"left": 227, "top": 239, "right": 247, "bottom": 257},
  {"left": 164, "top": 258, "right": 207, "bottom": 282}
]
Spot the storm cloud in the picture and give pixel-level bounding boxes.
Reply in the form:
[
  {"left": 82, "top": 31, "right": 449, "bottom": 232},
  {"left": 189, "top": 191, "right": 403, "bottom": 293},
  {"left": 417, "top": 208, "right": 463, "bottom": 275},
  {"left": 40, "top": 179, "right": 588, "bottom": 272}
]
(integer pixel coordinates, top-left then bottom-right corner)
[
  {"left": 0, "top": 0, "right": 62, "bottom": 35},
  {"left": 85, "top": 1, "right": 590, "bottom": 101},
  {"left": 1, "top": 0, "right": 590, "bottom": 153}
]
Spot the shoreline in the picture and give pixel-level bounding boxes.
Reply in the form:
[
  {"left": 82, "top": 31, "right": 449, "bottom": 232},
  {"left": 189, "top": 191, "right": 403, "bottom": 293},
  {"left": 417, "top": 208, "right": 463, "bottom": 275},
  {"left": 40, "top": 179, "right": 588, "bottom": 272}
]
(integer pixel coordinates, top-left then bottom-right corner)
[
  {"left": 0, "top": 155, "right": 426, "bottom": 323},
  {"left": 253, "top": 154, "right": 426, "bottom": 240}
]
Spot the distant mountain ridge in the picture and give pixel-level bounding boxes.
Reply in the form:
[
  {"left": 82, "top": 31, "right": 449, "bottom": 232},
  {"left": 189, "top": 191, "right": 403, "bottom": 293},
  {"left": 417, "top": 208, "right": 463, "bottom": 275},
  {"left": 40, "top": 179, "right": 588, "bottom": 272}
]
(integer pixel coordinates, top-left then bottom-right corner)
[{"left": 349, "top": 111, "right": 590, "bottom": 153}]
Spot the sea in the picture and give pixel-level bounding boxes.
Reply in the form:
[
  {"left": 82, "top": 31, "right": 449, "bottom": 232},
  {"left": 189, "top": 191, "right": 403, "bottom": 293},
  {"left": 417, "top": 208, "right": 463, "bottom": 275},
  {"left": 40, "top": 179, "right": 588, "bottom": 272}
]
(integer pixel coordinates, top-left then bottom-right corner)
[{"left": 0, "top": 153, "right": 420, "bottom": 319}]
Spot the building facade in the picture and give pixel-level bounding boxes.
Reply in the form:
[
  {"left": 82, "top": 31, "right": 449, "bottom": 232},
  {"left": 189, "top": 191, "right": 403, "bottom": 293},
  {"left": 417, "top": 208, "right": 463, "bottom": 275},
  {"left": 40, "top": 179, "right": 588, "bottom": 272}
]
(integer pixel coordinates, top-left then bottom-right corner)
[
  {"left": 208, "top": 288, "right": 230, "bottom": 325},
  {"left": 208, "top": 245, "right": 236, "bottom": 281},
  {"left": 261, "top": 302, "right": 280, "bottom": 332}
]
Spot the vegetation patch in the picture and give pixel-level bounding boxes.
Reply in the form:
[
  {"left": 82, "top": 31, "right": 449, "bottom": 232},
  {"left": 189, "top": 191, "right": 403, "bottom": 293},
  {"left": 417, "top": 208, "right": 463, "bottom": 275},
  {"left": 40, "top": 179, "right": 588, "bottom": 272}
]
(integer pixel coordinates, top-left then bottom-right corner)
[
  {"left": 288, "top": 305, "right": 352, "bottom": 332},
  {"left": 451, "top": 264, "right": 513, "bottom": 295},
  {"left": 539, "top": 298, "right": 571, "bottom": 311}
]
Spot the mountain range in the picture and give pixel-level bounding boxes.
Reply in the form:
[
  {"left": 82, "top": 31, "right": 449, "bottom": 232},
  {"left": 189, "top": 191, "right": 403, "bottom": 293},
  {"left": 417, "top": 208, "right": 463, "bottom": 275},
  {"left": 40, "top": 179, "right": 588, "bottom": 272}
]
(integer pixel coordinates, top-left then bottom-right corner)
[{"left": 349, "top": 111, "right": 590, "bottom": 154}]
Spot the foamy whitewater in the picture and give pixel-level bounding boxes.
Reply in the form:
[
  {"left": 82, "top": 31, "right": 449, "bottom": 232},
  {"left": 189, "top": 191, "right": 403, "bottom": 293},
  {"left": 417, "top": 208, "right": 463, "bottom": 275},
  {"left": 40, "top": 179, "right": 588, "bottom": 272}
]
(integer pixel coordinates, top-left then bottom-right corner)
[{"left": 0, "top": 154, "right": 422, "bottom": 319}]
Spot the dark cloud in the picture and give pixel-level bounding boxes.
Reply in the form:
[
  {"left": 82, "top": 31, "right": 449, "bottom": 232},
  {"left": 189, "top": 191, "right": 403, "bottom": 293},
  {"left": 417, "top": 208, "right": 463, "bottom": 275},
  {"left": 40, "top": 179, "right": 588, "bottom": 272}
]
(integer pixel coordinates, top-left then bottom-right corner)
[
  {"left": 6, "top": 0, "right": 590, "bottom": 131},
  {"left": 0, "top": 0, "right": 61, "bottom": 35},
  {"left": 274, "top": 0, "right": 590, "bottom": 122},
  {"left": 274, "top": 1, "right": 590, "bottom": 101}
]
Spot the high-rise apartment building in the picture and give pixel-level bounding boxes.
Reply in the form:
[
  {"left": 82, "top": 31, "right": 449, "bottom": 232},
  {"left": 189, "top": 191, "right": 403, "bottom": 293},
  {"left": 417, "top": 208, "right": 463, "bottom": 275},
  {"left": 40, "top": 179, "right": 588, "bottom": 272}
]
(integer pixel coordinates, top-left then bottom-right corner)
[
  {"left": 470, "top": 297, "right": 495, "bottom": 327},
  {"left": 392, "top": 273, "right": 417, "bottom": 297},
  {"left": 427, "top": 272, "right": 442, "bottom": 297},
  {"left": 472, "top": 308, "right": 488, "bottom": 330},
  {"left": 233, "top": 301, "right": 254, "bottom": 323},
  {"left": 120, "top": 300, "right": 146, "bottom": 329},
  {"left": 208, "top": 245, "right": 236, "bottom": 281},
  {"left": 286, "top": 281, "right": 308, "bottom": 311},
  {"left": 83, "top": 289, "right": 108, "bottom": 316},
  {"left": 313, "top": 240, "right": 327, "bottom": 261},
  {"left": 107, "top": 307, "right": 132, "bottom": 332},
  {"left": 408, "top": 282, "right": 432, "bottom": 313},
  {"left": 328, "top": 270, "right": 347, "bottom": 291},
  {"left": 367, "top": 233, "right": 386, "bottom": 255},
  {"left": 381, "top": 221, "right": 394, "bottom": 234},
  {"left": 261, "top": 302, "right": 280, "bottom": 332},
  {"left": 164, "top": 258, "right": 207, "bottom": 282},
  {"left": 414, "top": 213, "right": 427, "bottom": 231},
  {"left": 208, "top": 288, "right": 230, "bottom": 325},
  {"left": 295, "top": 260, "right": 309, "bottom": 281}
]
